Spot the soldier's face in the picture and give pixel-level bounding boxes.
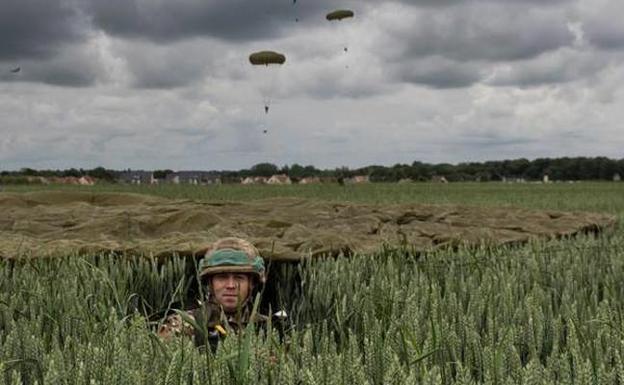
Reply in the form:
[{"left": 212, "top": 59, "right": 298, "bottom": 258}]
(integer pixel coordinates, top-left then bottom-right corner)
[{"left": 210, "top": 273, "right": 253, "bottom": 313}]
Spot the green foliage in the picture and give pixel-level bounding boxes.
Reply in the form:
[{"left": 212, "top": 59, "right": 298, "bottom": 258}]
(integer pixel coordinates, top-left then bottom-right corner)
[
  {"left": 249, "top": 163, "right": 279, "bottom": 177},
  {"left": 1, "top": 232, "right": 624, "bottom": 384},
  {"left": 4, "top": 156, "right": 624, "bottom": 183},
  {"left": 0, "top": 176, "right": 41, "bottom": 185},
  {"left": 4, "top": 181, "right": 624, "bottom": 221},
  {"left": 1, "top": 183, "right": 624, "bottom": 384}
]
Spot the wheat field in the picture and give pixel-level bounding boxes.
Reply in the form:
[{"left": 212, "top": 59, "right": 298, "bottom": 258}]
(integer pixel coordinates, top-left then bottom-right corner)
[{"left": 1, "top": 182, "right": 623, "bottom": 384}]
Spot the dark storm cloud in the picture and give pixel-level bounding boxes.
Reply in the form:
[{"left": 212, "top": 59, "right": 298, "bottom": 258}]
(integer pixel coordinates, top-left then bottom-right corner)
[
  {"left": 87, "top": 0, "right": 568, "bottom": 46},
  {"left": 577, "top": 1, "right": 624, "bottom": 51},
  {"left": 584, "top": 21, "right": 624, "bottom": 51},
  {"left": 389, "top": 3, "right": 574, "bottom": 63},
  {"left": 485, "top": 50, "right": 609, "bottom": 88},
  {"left": 120, "top": 42, "right": 208, "bottom": 89},
  {"left": 393, "top": 57, "right": 483, "bottom": 89},
  {"left": 84, "top": 0, "right": 333, "bottom": 43},
  {"left": 2, "top": 43, "right": 105, "bottom": 87},
  {"left": 372, "top": 1, "right": 600, "bottom": 89},
  {"left": 455, "top": 135, "right": 537, "bottom": 147},
  {"left": 32, "top": 66, "right": 96, "bottom": 87},
  {"left": 0, "top": 0, "right": 87, "bottom": 60},
  {"left": 414, "top": 0, "right": 572, "bottom": 6}
]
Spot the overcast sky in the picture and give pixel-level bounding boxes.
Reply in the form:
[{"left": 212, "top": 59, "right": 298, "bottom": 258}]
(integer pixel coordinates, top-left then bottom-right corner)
[{"left": 1, "top": 0, "right": 623, "bottom": 171}]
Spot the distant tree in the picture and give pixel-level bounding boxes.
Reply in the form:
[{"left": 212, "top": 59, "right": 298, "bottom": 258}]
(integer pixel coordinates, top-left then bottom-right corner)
[
  {"left": 432, "top": 163, "right": 454, "bottom": 178},
  {"left": 617, "top": 159, "right": 624, "bottom": 177},
  {"left": 456, "top": 162, "right": 481, "bottom": 179},
  {"left": 548, "top": 158, "right": 567, "bottom": 180},
  {"left": 475, "top": 171, "right": 492, "bottom": 182},
  {"left": 20, "top": 168, "right": 38, "bottom": 176},
  {"left": 153, "top": 169, "right": 173, "bottom": 179},
  {"left": 369, "top": 165, "right": 392, "bottom": 182},
  {"left": 390, "top": 163, "right": 411, "bottom": 181},
  {"left": 333, "top": 166, "right": 352, "bottom": 184},
  {"left": 88, "top": 167, "right": 116, "bottom": 182},
  {"left": 303, "top": 165, "right": 319, "bottom": 177},
  {"left": 410, "top": 161, "right": 432, "bottom": 181},
  {"left": 481, "top": 161, "right": 501, "bottom": 180},
  {"left": 62, "top": 168, "right": 82, "bottom": 177},
  {"left": 524, "top": 158, "right": 550, "bottom": 180},
  {"left": 287, "top": 164, "right": 305, "bottom": 179},
  {"left": 596, "top": 157, "right": 617, "bottom": 180},
  {"left": 250, "top": 163, "right": 278, "bottom": 177},
  {"left": 507, "top": 158, "right": 530, "bottom": 177},
  {"left": 220, "top": 171, "right": 242, "bottom": 184}
]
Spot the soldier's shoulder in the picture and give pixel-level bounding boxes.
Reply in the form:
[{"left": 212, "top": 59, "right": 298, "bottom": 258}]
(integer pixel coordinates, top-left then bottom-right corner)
[{"left": 157, "top": 310, "right": 198, "bottom": 340}]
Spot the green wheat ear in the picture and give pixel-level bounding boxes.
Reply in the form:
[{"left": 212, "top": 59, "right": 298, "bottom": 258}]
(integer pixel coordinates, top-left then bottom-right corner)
[{"left": 2, "top": 217, "right": 624, "bottom": 384}]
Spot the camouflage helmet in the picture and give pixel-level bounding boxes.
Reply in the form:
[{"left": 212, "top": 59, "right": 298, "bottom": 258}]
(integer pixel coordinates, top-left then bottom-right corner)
[{"left": 198, "top": 237, "right": 266, "bottom": 283}]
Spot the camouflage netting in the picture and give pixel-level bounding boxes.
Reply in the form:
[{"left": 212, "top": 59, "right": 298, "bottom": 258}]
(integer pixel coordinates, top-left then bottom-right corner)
[{"left": 0, "top": 191, "right": 617, "bottom": 261}]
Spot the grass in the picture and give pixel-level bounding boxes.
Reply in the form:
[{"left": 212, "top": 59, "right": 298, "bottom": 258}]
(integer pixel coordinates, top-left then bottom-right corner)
[
  {"left": 4, "top": 181, "right": 624, "bottom": 213},
  {"left": 1, "top": 182, "right": 624, "bottom": 384}
]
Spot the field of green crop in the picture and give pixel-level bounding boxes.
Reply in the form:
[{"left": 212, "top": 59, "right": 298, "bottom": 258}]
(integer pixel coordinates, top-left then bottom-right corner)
[
  {"left": 4, "top": 181, "right": 624, "bottom": 215},
  {"left": 1, "top": 182, "right": 624, "bottom": 384}
]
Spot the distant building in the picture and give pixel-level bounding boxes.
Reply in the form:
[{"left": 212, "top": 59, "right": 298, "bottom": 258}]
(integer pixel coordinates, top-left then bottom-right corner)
[
  {"left": 503, "top": 177, "right": 527, "bottom": 183},
  {"left": 345, "top": 175, "right": 370, "bottom": 184},
  {"left": 398, "top": 178, "right": 413, "bottom": 184},
  {"left": 543, "top": 174, "right": 550, "bottom": 183},
  {"left": 614, "top": 173, "right": 621, "bottom": 182},
  {"left": 299, "top": 176, "right": 321, "bottom": 185},
  {"left": 26, "top": 176, "right": 50, "bottom": 184},
  {"left": 167, "top": 174, "right": 180, "bottom": 184},
  {"left": 78, "top": 176, "right": 96, "bottom": 186},
  {"left": 166, "top": 171, "right": 221, "bottom": 185},
  {"left": 431, "top": 175, "right": 448, "bottom": 183},
  {"left": 241, "top": 176, "right": 268, "bottom": 185},
  {"left": 267, "top": 174, "right": 292, "bottom": 185},
  {"left": 117, "top": 170, "right": 155, "bottom": 185}
]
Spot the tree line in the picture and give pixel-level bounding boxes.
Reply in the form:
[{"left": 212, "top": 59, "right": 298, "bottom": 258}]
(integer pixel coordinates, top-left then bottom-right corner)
[
  {"left": 158, "top": 157, "right": 624, "bottom": 182},
  {"left": 1, "top": 157, "right": 623, "bottom": 184}
]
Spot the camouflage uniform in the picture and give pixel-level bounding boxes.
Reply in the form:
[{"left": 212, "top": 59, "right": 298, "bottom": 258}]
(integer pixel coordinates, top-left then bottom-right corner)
[
  {"left": 157, "top": 237, "right": 268, "bottom": 349},
  {"left": 157, "top": 301, "right": 268, "bottom": 349}
]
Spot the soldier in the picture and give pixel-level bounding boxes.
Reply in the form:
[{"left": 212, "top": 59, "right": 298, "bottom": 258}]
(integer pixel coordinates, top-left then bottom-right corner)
[{"left": 157, "top": 237, "right": 269, "bottom": 349}]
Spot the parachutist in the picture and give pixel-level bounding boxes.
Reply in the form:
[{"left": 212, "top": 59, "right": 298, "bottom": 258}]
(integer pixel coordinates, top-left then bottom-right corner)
[
  {"left": 326, "top": 10, "right": 354, "bottom": 54},
  {"left": 326, "top": 9, "right": 354, "bottom": 21},
  {"left": 249, "top": 51, "right": 284, "bottom": 117}
]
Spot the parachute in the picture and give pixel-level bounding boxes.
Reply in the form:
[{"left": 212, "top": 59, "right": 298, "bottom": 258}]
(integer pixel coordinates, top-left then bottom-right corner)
[
  {"left": 10, "top": 67, "right": 20, "bottom": 73},
  {"left": 249, "top": 51, "right": 286, "bottom": 66},
  {"left": 326, "top": 10, "right": 355, "bottom": 54},
  {"left": 248, "top": 50, "right": 286, "bottom": 132},
  {"left": 326, "top": 10, "right": 354, "bottom": 21}
]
